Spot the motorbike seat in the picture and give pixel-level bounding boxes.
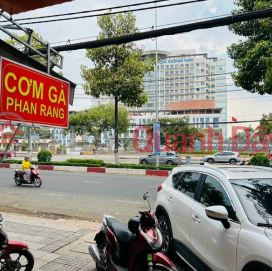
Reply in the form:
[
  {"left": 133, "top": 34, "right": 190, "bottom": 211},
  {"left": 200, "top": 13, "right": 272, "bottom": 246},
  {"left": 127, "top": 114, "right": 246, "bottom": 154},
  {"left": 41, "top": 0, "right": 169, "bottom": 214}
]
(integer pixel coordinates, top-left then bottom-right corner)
[
  {"left": 106, "top": 217, "right": 135, "bottom": 245},
  {"left": 16, "top": 170, "right": 24, "bottom": 174}
]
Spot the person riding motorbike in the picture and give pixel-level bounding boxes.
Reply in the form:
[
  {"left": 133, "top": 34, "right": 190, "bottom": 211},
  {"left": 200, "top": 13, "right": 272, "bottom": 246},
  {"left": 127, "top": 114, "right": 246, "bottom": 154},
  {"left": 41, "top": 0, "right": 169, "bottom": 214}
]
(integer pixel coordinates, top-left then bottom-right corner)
[{"left": 22, "top": 156, "right": 32, "bottom": 183}]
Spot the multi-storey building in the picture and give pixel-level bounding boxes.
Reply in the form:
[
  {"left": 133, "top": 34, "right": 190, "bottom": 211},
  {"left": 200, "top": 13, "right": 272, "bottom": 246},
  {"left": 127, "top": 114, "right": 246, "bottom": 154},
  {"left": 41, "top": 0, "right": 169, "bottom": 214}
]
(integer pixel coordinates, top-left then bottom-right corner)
[
  {"left": 132, "top": 49, "right": 227, "bottom": 138},
  {"left": 84, "top": 49, "right": 228, "bottom": 143}
]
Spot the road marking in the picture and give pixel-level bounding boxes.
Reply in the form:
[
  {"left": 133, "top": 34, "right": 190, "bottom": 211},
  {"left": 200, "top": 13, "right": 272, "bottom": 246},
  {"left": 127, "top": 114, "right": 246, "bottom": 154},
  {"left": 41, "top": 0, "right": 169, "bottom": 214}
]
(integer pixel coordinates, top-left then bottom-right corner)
[
  {"left": 83, "top": 181, "right": 102, "bottom": 183},
  {"left": 43, "top": 193, "right": 63, "bottom": 197},
  {"left": 116, "top": 200, "right": 143, "bottom": 204}
]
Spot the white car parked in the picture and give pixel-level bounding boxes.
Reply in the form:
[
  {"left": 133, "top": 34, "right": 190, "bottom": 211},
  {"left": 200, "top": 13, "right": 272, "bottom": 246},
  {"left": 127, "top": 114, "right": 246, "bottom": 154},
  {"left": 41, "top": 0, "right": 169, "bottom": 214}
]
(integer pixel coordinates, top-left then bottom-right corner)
[{"left": 155, "top": 164, "right": 272, "bottom": 271}]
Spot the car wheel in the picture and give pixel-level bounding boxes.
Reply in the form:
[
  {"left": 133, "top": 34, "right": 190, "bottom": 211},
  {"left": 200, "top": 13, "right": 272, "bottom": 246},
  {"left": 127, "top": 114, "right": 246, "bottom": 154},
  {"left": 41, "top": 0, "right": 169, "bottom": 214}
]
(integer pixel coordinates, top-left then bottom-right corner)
[
  {"left": 230, "top": 159, "right": 236, "bottom": 165},
  {"left": 141, "top": 159, "right": 148, "bottom": 165},
  {"left": 166, "top": 160, "right": 174, "bottom": 166},
  {"left": 158, "top": 215, "right": 172, "bottom": 256},
  {"left": 207, "top": 158, "right": 214, "bottom": 164}
]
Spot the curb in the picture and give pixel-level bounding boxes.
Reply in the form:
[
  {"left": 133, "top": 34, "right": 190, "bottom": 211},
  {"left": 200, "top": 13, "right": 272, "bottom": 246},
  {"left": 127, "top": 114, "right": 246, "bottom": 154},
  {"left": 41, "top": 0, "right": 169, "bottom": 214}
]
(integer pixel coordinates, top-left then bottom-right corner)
[{"left": 1, "top": 163, "right": 172, "bottom": 176}]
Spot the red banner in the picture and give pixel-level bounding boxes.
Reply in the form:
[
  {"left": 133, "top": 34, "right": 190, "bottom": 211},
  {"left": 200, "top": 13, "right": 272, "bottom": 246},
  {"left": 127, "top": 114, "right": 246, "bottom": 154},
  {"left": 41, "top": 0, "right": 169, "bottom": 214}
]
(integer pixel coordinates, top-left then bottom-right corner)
[{"left": 0, "top": 58, "right": 69, "bottom": 128}]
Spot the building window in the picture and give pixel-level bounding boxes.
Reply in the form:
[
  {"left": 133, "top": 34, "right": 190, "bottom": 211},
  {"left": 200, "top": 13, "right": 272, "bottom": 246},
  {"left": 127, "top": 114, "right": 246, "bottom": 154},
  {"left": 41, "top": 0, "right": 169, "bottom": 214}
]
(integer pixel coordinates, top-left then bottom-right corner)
[
  {"left": 206, "top": 118, "right": 209, "bottom": 128},
  {"left": 213, "top": 117, "right": 219, "bottom": 128},
  {"left": 200, "top": 118, "right": 204, "bottom": 128}
]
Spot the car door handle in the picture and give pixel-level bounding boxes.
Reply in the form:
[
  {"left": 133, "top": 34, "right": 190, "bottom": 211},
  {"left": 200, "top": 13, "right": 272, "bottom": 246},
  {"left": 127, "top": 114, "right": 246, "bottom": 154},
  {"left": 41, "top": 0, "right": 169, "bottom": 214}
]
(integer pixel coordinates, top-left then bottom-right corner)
[
  {"left": 167, "top": 196, "right": 173, "bottom": 202},
  {"left": 192, "top": 215, "right": 200, "bottom": 223}
]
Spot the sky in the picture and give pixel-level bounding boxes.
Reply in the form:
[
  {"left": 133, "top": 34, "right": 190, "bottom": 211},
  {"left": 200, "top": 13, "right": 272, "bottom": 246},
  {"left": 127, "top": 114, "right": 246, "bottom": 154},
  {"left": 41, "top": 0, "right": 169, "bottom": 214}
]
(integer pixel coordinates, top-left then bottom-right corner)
[{"left": 2, "top": 0, "right": 272, "bottom": 132}]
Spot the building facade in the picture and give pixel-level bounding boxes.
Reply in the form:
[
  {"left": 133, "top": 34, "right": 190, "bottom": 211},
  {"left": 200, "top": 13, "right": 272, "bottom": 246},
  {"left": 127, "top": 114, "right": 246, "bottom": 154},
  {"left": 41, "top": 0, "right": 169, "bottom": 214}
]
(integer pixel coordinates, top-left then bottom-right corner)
[{"left": 132, "top": 49, "right": 227, "bottom": 138}]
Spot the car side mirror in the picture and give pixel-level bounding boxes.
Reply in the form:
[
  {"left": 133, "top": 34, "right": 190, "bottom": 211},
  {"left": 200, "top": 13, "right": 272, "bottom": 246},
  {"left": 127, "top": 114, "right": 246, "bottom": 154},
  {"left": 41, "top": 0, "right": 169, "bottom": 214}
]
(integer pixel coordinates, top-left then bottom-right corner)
[
  {"left": 214, "top": 154, "right": 217, "bottom": 156},
  {"left": 147, "top": 154, "right": 151, "bottom": 157},
  {"left": 205, "top": 206, "right": 230, "bottom": 229}
]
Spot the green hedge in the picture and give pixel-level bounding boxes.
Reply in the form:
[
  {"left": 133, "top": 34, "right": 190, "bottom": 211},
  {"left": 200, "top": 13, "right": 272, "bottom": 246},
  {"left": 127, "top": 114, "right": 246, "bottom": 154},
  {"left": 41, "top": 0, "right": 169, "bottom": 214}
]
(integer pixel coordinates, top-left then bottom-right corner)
[
  {"left": 2, "top": 160, "right": 175, "bottom": 171},
  {"left": 66, "top": 158, "right": 104, "bottom": 164},
  {"left": 37, "top": 150, "right": 52, "bottom": 162},
  {"left": 250, "top": 155, "right": 270, "bottom": 167}
]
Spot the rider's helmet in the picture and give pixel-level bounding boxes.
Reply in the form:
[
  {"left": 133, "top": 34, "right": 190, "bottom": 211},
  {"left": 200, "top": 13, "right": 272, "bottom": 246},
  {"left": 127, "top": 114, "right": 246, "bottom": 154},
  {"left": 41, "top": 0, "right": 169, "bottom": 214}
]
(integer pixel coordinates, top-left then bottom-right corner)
[{"left": 24, "top": 156, "right": 29, "bottom": 160}]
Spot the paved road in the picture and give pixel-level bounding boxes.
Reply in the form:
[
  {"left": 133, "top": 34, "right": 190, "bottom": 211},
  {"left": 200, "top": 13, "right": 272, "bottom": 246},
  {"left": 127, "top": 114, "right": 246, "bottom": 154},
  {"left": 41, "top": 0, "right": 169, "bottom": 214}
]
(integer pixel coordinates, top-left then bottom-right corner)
[
  {"left": 0, "top": 169, "right": 165, "bottom": 222},
  {"left": 1, "top": 169, "right": 193, "bottom": 271}
]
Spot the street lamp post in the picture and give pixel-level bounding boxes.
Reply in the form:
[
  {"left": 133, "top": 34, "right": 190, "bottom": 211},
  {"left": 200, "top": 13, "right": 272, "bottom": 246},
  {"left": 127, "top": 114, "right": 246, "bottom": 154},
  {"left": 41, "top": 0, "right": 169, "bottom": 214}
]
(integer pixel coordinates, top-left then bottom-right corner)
[{"left": 155, "top": 0, "right": 159, "bottom": 167}]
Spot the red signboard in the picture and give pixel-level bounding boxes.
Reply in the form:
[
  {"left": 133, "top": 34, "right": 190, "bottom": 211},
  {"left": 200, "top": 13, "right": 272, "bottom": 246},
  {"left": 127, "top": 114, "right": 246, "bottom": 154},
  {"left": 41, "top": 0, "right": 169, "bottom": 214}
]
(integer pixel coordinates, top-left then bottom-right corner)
[{"left": 0, "top": 57, "right": 69, "bottom": 128}]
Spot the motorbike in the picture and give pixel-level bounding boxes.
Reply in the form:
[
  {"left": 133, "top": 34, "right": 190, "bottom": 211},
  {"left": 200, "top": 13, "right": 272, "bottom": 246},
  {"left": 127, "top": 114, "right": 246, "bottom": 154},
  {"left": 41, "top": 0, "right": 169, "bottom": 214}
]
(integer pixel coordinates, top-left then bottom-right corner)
[
  {"left": 0, "top": 214, "right": 34, "bottom": 271},
  {"left": 14, "top": 166, "right": 42, "bottom": 187},
  {"left": 89, "top": 192, "right": 177, "bottom": 271},
  {"left": 239, "top": 159, "right": 246, "bottom": 165}
]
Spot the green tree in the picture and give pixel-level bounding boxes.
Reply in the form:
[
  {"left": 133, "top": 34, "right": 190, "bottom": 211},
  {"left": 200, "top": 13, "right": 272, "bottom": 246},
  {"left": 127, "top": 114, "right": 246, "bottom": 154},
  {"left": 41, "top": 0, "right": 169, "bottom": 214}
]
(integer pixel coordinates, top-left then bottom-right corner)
[
  {"left": 5, "top": 31, "right": 63, "bottom": 75},
  {"left": 264, "top": 57, "right": 272, "bottom": 91},
  {"left": 149, "top": 118, "right": 199, "bottom": 151},
  {"left": 80, "top": 12, "right": 154, "bottom": 163},
  {"left": 67, "top": 104, "right": 130, "bottom": 149},
  {"left": 227, "top": 0, "right": 272, "bottom": 95},
  {"left": 260, "top": 113, "right": 272, "bottom": 134}
]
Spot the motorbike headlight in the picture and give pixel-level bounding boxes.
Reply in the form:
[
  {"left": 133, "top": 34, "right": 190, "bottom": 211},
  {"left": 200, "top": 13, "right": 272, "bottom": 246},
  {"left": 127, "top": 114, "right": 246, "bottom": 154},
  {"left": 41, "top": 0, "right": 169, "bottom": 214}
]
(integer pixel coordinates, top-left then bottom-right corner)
[{"left": 141, "top": 228, "right": 163, "bottom": 250}]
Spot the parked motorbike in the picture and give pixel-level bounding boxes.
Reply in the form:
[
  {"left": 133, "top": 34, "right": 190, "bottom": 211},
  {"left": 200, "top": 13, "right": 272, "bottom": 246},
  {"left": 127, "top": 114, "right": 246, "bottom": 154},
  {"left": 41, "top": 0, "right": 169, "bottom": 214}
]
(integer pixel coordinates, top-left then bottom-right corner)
[
  {"left": 14, "top": 166, "right": 42, "bottom": 187},
  {"left": 0, "top": 214, "right": 34, "bottom": 271},
  {"left": 239, "top": 159, "right": 246, "bottom": 165},
  {"left": 89, "top": 192, "right": 177, "bottom": 271}
]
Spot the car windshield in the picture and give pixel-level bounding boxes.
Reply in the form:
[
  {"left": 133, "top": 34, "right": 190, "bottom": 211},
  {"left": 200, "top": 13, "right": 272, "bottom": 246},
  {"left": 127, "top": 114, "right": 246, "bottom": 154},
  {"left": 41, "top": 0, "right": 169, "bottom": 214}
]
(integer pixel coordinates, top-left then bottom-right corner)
[{"left": 231, "top": 179, "right": 272, "bottom": 225}]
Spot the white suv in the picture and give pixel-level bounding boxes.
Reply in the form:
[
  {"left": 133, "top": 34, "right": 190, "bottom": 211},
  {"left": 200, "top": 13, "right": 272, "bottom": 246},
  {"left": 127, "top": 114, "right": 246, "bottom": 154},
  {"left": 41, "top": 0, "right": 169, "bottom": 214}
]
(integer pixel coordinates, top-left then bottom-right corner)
[{"left": 155, "top": 164, "right": 272, "bottom": 271}]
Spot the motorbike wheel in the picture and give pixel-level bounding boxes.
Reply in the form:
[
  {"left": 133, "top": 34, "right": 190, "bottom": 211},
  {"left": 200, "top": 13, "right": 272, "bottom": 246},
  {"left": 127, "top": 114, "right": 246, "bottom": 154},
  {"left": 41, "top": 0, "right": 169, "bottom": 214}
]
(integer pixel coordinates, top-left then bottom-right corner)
[
  {"left": 6, "top": 250, "right": 34, "bottom": 271},
  {"left": 33, "top": 178, "right": 42, "bottom": 187},
  {"left": 15, "top": 177, "right": 22, "bottom": 186}
]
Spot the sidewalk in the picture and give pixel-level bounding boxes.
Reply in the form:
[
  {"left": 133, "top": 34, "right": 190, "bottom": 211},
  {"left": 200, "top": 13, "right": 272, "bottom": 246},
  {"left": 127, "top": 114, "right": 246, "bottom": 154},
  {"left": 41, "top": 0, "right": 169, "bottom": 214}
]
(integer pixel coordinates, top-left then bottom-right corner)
[
  {"left": 1, "top": 212, "right": 188, "bottom": 271},
  {"left": 1, "top": 212, "right": 101, "bottom": 271}
]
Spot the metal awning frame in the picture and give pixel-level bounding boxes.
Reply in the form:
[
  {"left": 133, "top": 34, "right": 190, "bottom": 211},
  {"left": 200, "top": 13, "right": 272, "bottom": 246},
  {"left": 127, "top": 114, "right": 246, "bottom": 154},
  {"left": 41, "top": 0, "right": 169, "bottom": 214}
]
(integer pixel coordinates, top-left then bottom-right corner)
[{"left": 0, "top": 9, "right": 63, "bottom": 71}]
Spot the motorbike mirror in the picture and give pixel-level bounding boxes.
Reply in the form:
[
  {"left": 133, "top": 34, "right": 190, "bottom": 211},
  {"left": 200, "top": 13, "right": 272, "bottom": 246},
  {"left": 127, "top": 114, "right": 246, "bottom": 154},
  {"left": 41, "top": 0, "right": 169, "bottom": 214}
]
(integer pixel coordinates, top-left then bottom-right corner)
[{"left": 143, "top": 192, "right": 149, "bottom": 200}]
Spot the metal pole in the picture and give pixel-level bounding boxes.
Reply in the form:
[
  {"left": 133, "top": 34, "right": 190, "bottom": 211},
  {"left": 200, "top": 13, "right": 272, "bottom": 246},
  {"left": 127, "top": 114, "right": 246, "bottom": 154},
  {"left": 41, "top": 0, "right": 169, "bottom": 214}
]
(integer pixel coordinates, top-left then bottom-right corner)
[
  {"left": 27, "top": 127, "right": 31, "bottom": 159},
  {"left": 0, "top": 124, "right": 21, "bottom": 165},
  {"left": 47, "top": 43, "right": 51, "bottom": 74},
  {"left": 155, "top": 0, "right": 159, "bottom": 167}
]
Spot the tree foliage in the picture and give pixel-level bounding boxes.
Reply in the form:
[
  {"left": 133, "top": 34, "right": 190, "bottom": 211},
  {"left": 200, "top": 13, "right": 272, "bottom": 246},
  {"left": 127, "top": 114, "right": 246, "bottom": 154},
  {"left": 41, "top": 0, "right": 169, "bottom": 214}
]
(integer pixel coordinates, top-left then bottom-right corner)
[
  {"left": 80, "top": 12, "right": 154, "bottom": 162},
  {"left": 149, "top": 118, "right": 199, "bottom": 150},
  {"left": 5, "top": 31, "right": 63, "bottom": 75},
  {"left": 227, "top": 0, "right": 272, "bottom": 95},
  {"left": 250, "top": 155, "right": 270, "bottom": 167},
  {"left": 67, "top": 104, "right": 130, "bottom": 147},
  {"left": 80, "top": 12, "right": 154, "bottom": 107},
  {"left": 37, "top": 150, "right": 52, "bottom": 162},
  {"left": 260, "top": 112, "right": 272, "bottom": 134}
]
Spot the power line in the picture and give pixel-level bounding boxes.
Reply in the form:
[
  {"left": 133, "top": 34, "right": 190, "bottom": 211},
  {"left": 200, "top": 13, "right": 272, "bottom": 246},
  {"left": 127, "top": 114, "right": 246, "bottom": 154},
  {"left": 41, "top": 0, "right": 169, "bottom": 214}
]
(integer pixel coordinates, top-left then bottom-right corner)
[
  {"left": 3, "top": 0, "right": 206, "bottom": 26},
  {"left": 75, "top": 72, "right": 233, "bottom": 86},
  {"left": 71, "top": 94, "right": 272, "bottom": 102},
  {"left": 73, "top": 87, "right": 242, "bottom": 98},
  {"left": 31, "top": 8, "right": 272, "bottom": 54},
  {"left": 50, "top": 14, "right": 229, "bottom": 44},
  {"left": 7, "top": 0, "right": 171, "bottom": 22}
]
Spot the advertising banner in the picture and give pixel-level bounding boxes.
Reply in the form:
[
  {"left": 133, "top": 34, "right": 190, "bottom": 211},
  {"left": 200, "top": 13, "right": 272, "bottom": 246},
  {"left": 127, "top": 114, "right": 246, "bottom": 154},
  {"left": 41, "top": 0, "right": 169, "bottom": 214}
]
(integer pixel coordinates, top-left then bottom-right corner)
[
  {"left": 153, "top": 122, "right": 161, "bottom": 153},
  {"left": 0, "top": 57, "right": 69, "bottom": 128}
]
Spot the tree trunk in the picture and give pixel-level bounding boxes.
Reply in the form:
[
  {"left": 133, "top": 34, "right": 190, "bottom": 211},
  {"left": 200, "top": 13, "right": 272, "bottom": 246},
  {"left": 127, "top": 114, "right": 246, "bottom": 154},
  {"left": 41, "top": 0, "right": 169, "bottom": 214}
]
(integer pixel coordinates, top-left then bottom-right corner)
[
  {"left": 114, "top": 95, "right": 119, "bottom": 164},
  {"left": 94, "top": 134, "right": 100, "bottom": 159}
]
